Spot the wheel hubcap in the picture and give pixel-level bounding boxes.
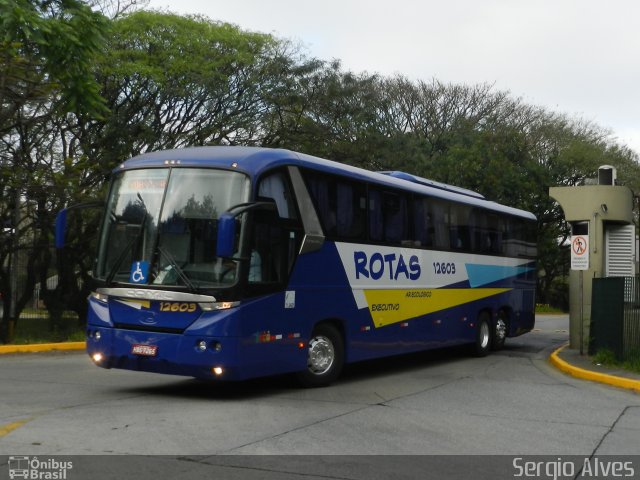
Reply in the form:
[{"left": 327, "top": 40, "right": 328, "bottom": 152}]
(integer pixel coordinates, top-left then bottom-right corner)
[
  {"left": 480, "top": 322, "right": 490, "bottom": 349},
  {"left": 307, "top": 335, "right": 334, "bottom": 375},
  {"left": 495, "top": 318, "right": 506, "bottom": 341}
]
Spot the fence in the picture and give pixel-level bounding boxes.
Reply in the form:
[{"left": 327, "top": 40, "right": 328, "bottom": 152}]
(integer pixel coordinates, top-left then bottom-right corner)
[
  {"left": 590, "top": 276, "right": 640, "bottom": 360},
  {"left": 4, "top": 247, "right": 79, "bottom": 321}
]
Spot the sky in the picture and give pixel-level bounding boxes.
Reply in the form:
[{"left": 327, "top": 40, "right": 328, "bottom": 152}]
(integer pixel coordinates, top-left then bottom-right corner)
[{"left": 145, "top": 0, "right": 640, "bottom": 155}]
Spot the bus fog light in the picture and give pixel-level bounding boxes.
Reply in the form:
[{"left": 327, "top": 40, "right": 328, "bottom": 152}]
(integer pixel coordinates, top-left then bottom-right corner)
[
  {"left": 92, "top": 353, "right": 103, "bottom": 363},
  {"left": 197, "top": 340, "right": 207, "bottom": 352},
  {"left": 212, "top": 366, "right": 223, "bottom": 376}
]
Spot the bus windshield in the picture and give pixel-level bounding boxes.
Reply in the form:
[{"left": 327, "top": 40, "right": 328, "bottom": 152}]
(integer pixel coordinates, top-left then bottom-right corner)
[{"left": 95, "top": 168, "right": 251, "bottom": 288}]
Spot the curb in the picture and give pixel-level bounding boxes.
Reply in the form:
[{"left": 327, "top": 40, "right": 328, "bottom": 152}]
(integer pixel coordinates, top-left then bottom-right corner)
[
  {"left": 0, "top": 342, "right": 86, "bottom": 355},
  {"left": 549, "top": 343, "right": 640, "bottom": 393}
]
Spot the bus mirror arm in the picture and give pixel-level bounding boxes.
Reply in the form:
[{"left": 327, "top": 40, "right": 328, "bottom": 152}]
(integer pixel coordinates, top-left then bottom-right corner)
[
  {"left": 216, "top": 201, "right": 277, "bottom": 258},
  {"left": 55, "top": 201, "right": 104, "bottom": 249}
]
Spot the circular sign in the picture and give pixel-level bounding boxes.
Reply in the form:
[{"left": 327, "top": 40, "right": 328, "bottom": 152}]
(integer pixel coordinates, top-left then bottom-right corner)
[{"left": 572, "top": 236, "right": 587, "bottom": 256}]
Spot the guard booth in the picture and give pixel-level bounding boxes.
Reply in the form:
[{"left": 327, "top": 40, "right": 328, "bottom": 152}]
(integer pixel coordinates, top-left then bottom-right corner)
[{"left": 549, "top": 166, "right": 636, "bottom": 354}]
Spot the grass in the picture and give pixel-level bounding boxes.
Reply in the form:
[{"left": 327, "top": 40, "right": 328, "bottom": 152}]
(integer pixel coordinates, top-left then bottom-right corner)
[
  {"left": 535, "top": 304, "right": 566, "bottom": 314},
  {"left": 9, "top": 314, "right": 85, "bottom": 345},
  {"left": 592, "top": 348, "right": 618, "bottom": 366},
  {"left": 593, "top": 348, "right": 640, "bottom": 375},
  {"left": 622, "top": 349, "right": 640, "bottom": 373}
]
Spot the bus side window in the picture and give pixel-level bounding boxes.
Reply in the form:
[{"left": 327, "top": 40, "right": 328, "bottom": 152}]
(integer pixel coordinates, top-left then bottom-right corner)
[
  {"left": 251, "top": 218, "right": 282, "bottom": 284},
  {"left": 305, "top": 175, "right": 335, "bottom": 234},
  {"left": 431, "top": 199, "right": 449, "bottom": 249},
  {"left": 249, "top": 210, "right": 300, "bottom": 286},
  {"left": 414, "top": 196, "right": 441, "bottom": 248},
  {"left": 369, "top": 188, "right": 408, "bottom": 245},
  {"left": 252, "top": 172, "right": 303, "bottom": 287},
  {"left": 413, "top": 198, "right": 428, "bottom": 247},
  {"left": 471, "top": 209, "right": 491, "bottom": 253},
  {"left": 258, "top": 172, "right": 298, "bottom": 220},
  {"left": 336, "top": 182, "right": 366, "bottom": 240},
  {"left": 383, "top": 192, "right": 408, "bottom": 245},
  {"left": 450, "top": 204, "right": 471, "bottom": 251},
  {"left": 304, "top": 171, "right": 365, "bottom": 241},
  {"left": 487, "top": 213, "right": 502, "bottom": 254},
  {"left": 368, "top": 189, "right": 383, "bottom": 242}
]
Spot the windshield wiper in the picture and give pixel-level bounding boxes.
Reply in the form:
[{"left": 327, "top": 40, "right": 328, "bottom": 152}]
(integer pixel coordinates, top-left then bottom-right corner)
[
  {"left": 157, "top": 246, "right": 197, "bottom": 292},
  {"left": 105, "top": 235, "right": 139, "bottom": 285}
]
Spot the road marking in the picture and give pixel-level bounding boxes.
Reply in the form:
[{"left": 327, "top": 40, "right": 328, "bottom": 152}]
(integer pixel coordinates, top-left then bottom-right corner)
[
  {"left": 0, "top": 417, "right": 33, "bottom": 437},
  {"left": 0, "top": 342, "right": 85, "bottom": 355}
]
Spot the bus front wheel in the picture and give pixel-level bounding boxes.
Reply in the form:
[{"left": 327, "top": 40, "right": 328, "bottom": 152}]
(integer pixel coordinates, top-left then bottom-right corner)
[{"left": 296, "top": 323, "right": 344, "bottom": 387}]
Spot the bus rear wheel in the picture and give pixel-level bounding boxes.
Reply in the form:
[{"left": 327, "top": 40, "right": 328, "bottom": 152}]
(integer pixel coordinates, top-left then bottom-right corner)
[
  {"left": 296, "top": 323, "right": 344, "bottom": 387},
  {"left": 473, "top": 312, "right": 491, "bottom": 357},
  {"left": 492, "top": 311, "right": 508, "bottom": 351}
]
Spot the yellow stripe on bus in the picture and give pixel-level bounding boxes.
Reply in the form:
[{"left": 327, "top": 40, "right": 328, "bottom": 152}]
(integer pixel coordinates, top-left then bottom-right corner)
[
  {"left": 363, "top": 288, "right": 511, "bottom": 328},
  {"left": 115, "top": 299, "right": 151, "bottom": 309}
]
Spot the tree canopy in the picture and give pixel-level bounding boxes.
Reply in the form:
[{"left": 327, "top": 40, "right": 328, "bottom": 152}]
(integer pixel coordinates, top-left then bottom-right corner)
[{"left": 0, "top": 7, "right": 639, "bottom": 341}]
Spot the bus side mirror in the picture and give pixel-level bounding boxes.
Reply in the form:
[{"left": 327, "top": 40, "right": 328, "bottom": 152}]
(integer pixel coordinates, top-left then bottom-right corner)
[
  {"left": 216, "top": 213, "right": 236, "bottom": 258},
  {"left": 216, "top": 201, "right": 278, "bottom": 258},
  {"left": 55, "top": 209, "right": 68, "bottom": 249},
  {"left": 54, "top": 201, "right": 103, "bottom": 249}
]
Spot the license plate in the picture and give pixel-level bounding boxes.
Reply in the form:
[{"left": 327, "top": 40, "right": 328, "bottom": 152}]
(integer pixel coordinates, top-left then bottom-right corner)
[{"left": 131, "top": 344, "right": 158, "bottom": 356}]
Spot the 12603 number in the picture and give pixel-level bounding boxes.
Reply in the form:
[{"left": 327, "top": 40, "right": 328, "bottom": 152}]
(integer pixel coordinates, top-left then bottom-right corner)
[
  {"left": 159, "top": 302, "right": 197, "bottom": 313},
  {"left": 433, "top": 262, "right": 456, "bottom": 275}
]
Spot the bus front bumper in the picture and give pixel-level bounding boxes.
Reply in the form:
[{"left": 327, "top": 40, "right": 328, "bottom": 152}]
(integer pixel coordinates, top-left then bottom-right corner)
[{"left": 86, "top": 327, "right": 244, "bottom": 381}]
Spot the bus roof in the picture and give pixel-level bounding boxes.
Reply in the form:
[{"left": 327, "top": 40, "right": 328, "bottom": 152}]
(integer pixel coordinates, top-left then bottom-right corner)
[{"left": 121, "top": 146, "right": 536, "bottom": 221}]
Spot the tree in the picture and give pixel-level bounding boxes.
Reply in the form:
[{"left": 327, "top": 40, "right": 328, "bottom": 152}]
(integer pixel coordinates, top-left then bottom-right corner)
[
  {"left": 87, "top": 0, "right": 149, "bottom": 19},
  {"left": 0, "top": 0, "right": 107, "bottom": 342},
  {"left": 3, "top": 5, "right": 635, "bottom": 337}
]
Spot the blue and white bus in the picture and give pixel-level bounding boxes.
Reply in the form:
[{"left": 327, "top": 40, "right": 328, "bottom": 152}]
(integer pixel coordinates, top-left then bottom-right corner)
[{"left": 58, "top": 147, "right": 536, "bottom": 386}]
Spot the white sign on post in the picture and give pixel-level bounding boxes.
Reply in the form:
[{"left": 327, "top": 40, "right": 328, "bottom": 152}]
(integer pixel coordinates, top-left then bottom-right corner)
[{"left": 571, "top": 234, "right": 589, "bottom": 270}]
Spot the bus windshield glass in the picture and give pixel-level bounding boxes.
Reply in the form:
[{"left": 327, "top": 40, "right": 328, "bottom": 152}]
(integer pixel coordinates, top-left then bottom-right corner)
[{"left": 95, "top": 168, "right": 251, "bottom": 288}]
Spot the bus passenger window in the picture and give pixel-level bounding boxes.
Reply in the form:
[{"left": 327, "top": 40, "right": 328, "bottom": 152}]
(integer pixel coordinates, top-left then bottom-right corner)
[
  {"left": 487, "top": 213, "right": 502, "bottom": 254},
  {"left": 449, "top": 204, "right": 471, "bottom": 251},
  {"left": 430, "top": 200, "right": 449, "bottom": 250},
  {"left": 413, "top": 197, "right": 434, "bottom": 247},
  {"left": 336, "top": 182, "right": 366, "bottom": 240},
  {"left": 471, "top": 209, "right": 492, "bottom": 253},
  {"left": 249, "top": 211, "right": 298, "bottom": 285},
  {"left": 306, "top": 176, "right": 334, "bottom": 234},
  {"left": 258, "top": 172, "right": 298, "bottom": 220},
  {"left": 383, "top": 192, "right": 407, "bottom": 244},
  {"left": 304, "top": 171, "right": 365, "bottom": 241},
  {"left": 368, "top": 189, "right": 382, "bottom": 241},
  {"left": 368, "top": 189, "right": 408, "bottom": 245}
]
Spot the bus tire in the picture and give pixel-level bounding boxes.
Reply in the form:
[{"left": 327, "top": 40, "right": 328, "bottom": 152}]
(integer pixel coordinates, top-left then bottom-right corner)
[
  {"left": 473, "top": 312, "right": 491, "bottom": 357},
  {"left": 296, "top": 323, "right": 344, "bottom": 388},
  {"left": 492, "top": 310, "right": 508, "bottom": 351}
]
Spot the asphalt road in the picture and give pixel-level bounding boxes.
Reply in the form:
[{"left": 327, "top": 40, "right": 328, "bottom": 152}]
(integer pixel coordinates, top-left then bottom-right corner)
[{"left": 1, "top": 315, "right": 639, "bottom": 479}]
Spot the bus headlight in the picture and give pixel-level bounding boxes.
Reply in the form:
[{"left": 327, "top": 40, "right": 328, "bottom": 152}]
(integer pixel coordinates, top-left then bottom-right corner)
[
  {"left": 89, "top": 291, "right": 108, "bottom": 304},
  {"left": 199, "top": 301, "right": 240, "bottom": 312},
  {"left": 197, "top": 340, "right": 207, "bottom": 352}
]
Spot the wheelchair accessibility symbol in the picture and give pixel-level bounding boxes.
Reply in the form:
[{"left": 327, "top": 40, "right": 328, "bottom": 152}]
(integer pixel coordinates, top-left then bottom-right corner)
[{"left": 129, "top": 261, "right": 149, "bottom": 284}]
